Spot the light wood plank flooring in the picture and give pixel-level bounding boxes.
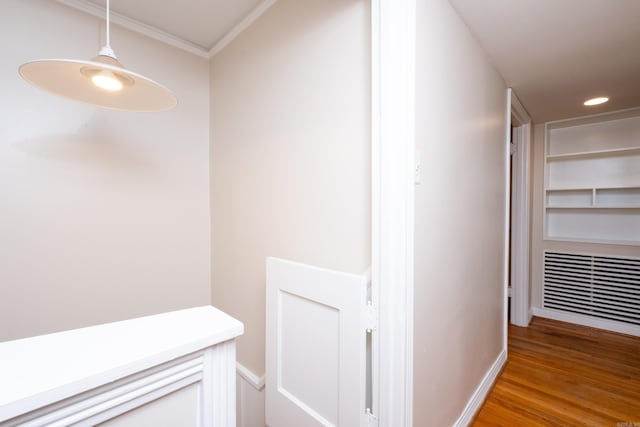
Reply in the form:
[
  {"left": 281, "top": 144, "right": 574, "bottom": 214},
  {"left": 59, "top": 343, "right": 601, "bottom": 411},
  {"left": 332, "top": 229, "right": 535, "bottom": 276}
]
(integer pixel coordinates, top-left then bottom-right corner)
[{"left": 473, "top": 317, "right": 640, "bottom": 426}]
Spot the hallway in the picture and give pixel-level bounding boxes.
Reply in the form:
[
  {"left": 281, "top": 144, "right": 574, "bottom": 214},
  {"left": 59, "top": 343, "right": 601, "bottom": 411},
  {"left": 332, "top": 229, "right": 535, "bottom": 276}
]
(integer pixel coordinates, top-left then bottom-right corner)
[{"left": 473, "top": 318, "right": 640, "bottom": 426}]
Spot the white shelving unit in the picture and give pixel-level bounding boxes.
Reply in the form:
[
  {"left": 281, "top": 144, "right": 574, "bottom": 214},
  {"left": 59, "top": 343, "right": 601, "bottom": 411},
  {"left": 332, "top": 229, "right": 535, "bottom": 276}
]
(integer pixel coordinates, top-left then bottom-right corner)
[{"left": 544, "top": 109, "right": 640, "bottom": 245}]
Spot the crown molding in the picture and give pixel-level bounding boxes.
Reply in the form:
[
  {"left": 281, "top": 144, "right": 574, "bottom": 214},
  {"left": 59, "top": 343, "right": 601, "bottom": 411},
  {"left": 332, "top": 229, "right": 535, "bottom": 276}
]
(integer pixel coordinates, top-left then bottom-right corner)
[
  {"left": 55, "top": 0, "right": 278, "bottom": 59},
  {"left": 56, "top": 0, "right": 210, "bottom": 58},
  {"left": 208, "top": 0, "right": 277, "bottom": 57}
]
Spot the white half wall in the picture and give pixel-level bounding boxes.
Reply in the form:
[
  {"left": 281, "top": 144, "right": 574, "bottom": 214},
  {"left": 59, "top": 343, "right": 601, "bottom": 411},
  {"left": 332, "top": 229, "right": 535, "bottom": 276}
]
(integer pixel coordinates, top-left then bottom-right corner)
[
  {"left": 413, "top": 0, "right": 508, "bottom": 425},
  {"left": 0, "top": 0, "right": 211, "bottom": 341},
  {"left": 210, "top": 0, "right": 371, "bottom": 376}
]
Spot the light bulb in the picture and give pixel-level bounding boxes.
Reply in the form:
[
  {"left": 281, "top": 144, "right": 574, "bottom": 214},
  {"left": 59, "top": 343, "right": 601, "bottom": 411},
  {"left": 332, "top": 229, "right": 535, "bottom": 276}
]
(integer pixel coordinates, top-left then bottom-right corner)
[
  {"left": 91, "top": 71, "right": 123, "bottom": 91},
  {"left": 583, "top": 97, "right": 609, "bottom": 106}
]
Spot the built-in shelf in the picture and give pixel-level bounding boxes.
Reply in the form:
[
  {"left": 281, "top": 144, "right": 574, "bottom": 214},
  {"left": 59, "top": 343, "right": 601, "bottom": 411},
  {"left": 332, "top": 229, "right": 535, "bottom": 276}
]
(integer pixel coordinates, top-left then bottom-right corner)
[
  {"left": 547, "top": 185, "right": 640, "bottom": 191},
  {"left": 544, "top": 110, "right": 640, "bottom": 245},
  {"left": 546, "top": 146, "right": 640, "bottom": 161},
  {"left": 545, "top": 206, "right": 640, "bottom": 210},
  {"left": 546, "top": 187, "right": 592, "bottom": 192},
  {"left": 545, "top": 186, "right": 640, "bottom": 210}
]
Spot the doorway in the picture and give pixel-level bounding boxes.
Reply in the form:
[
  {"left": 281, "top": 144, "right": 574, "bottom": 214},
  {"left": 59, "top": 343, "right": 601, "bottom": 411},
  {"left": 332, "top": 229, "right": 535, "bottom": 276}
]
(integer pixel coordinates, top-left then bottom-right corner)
[{"left": 508, "top": 88, "right": 532, "bottom": 327}]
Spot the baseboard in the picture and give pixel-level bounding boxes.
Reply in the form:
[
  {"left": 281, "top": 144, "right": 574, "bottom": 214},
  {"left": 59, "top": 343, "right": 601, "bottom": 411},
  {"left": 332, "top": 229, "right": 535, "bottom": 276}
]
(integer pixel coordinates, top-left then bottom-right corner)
[
  {"left": 236, "top": 362, "right": 265, "bottom": 391},
  {"left": 236, "top": 363, "right": 265, "bottom": 427},
  {"left": 532, "top": 307, "right": 640, "bottom": 337},
  {"left": 452, "top": 349, "right": 507, "bottom": 427}
]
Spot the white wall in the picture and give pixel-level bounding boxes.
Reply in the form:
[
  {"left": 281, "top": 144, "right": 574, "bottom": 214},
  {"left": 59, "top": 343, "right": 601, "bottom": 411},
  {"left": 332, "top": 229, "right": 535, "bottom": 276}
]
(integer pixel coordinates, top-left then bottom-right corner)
[
  {"left": 210, "top": 0, "right": 371, "bottom": 380},
  {"left": 413, "top": 0, "right": 507, "bottom": 425},
  {"left": 0, "top": 0, "right": 211, "bottom": 341}
]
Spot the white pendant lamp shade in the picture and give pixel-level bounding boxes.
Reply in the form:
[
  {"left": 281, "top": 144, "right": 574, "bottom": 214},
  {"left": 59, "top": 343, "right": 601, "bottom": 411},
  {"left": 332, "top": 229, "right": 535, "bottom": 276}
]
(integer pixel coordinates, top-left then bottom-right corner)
[
  {"left": 19, "top": 55, "right": 177, "bottom": 112},
  {"left": 19, "top": 1, "right": 176, "bottom": 112}
]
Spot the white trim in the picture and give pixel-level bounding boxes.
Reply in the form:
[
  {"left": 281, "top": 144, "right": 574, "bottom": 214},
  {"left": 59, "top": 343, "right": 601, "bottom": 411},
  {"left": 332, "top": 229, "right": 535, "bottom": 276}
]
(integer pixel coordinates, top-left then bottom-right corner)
[
  {"left": 370, "top": 0, "right": 381, "bottom": 421},
  {"left": 503, "top": 89, "right": 511, "bottom": 352},
  {"left": 55, "top": 0, "right": 279, "bottom": 59},
  {"left": 510, "top": 88, "right": 531, "bottom": 126},
  {"left": 452, "top": 350, "right": 507, "bottom": 427},
  {"left": 532, "top": 307, "right": 640, "bottom": 337},
  {"left": 208, "top": 0, "right": 278, "bottom": 57},
  {"left": 56, "top": 0, "right": 210, "bottom": 58},
  {"left": 509, "top": 88, "right": 532, "bottom": 327},
  {"left": 16, "top": 356, "right": 204, "bottom": 426},
  {"left": 236, "top": 362, "right": 265, "bottom": 391},
  {"left": 372, "top": 0, "right": 415, "bottom": 425}
]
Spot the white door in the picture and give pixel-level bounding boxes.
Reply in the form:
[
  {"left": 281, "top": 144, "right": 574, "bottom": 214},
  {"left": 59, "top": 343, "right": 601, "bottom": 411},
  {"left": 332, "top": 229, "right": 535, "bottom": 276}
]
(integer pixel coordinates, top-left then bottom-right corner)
[{"left": 266, "top": 257, "right": 367, "bottom": 427}]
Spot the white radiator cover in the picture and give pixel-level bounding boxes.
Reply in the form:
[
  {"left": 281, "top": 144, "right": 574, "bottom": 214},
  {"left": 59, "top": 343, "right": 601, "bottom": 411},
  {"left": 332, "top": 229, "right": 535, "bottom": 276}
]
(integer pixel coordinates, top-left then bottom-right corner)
[{"left": 543, "top": 251, "right": 640, "bottom": 327}]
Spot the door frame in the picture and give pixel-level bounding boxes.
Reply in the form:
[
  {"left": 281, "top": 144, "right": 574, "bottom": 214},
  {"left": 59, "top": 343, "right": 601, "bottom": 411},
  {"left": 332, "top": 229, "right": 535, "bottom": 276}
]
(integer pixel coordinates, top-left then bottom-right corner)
[
  {"left": 508, "top": 88, "right": 532, "bottom": 327},
  {"left": 371, "top": 0, "right": 416, "bottom": 425},
  {"left": 371, "top": 10, "right": 532, "bottom": 426},
  {"left": 372, "top": 6, "right": 533, "bottom": 421}
]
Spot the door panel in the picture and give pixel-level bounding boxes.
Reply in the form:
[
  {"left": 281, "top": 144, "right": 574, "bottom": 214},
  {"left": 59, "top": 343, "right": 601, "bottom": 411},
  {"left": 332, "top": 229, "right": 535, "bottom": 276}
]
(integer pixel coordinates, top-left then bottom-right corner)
[{"left": 266, "top": 257, "right": 366, "bottom": 427}]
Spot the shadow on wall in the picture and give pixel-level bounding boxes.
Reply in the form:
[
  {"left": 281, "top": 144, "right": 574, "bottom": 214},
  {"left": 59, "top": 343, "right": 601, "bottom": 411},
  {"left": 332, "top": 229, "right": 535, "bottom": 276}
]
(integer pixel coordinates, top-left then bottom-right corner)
[{"left": 15, "top": 118, "right": 152, "bottom": 175}]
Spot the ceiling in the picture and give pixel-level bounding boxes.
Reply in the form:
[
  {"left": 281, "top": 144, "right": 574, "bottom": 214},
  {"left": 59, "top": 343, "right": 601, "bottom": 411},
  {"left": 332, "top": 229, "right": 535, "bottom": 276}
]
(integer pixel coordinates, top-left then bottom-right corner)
[
  {"left": 89, "top": 0, "right": 263, "bottom": 50},
  {"left": 58, "top": 0, "right": 639, "bottom": 123},
  {"left": 450, "top": 0, "right": 640, "bottom": 123},
  {"left": 57, "top": 0, "right": 271, "bottom": 57}
]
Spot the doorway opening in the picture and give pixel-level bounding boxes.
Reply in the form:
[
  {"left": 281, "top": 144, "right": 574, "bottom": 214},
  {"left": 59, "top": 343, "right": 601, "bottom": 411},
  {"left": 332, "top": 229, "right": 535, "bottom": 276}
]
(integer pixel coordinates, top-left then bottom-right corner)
[{"left": 508, "top": 88, "right": 532, "bottom": 327}]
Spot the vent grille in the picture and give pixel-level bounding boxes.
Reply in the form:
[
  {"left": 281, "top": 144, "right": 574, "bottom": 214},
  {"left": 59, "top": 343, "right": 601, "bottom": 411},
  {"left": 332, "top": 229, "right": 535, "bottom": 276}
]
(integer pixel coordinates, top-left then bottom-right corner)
[{"left": 543, "top": 251, "right": 640, "bottom": 326}]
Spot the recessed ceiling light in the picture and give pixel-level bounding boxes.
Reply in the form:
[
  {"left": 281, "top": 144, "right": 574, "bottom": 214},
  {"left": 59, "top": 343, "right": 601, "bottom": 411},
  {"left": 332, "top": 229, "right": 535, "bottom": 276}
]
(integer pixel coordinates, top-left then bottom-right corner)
[{"left": 583, "top": 97, "right": 609, "bottom": 106}]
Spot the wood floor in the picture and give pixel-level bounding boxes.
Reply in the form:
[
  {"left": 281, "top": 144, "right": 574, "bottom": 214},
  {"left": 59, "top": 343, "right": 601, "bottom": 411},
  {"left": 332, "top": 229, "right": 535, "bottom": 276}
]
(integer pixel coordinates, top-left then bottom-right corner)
[{"left": 473, "top": 317, "right": 640, "bottom": 426}]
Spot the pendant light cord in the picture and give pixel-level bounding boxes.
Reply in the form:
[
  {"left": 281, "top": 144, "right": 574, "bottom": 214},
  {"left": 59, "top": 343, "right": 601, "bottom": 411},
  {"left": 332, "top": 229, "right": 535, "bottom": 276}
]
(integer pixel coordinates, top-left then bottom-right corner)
[
  {"left": 99, "top": 0, "right": 116, "bottom": 58},
  {"left": 106, "top": 0, "right": 110, "bottom": 48}
]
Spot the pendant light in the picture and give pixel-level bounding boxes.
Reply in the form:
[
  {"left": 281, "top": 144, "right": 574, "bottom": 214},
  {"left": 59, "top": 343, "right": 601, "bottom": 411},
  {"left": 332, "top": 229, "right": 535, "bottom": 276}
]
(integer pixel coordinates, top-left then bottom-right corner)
[{"left": 19, "top": 0, "right": 177, "bottom": 112}]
